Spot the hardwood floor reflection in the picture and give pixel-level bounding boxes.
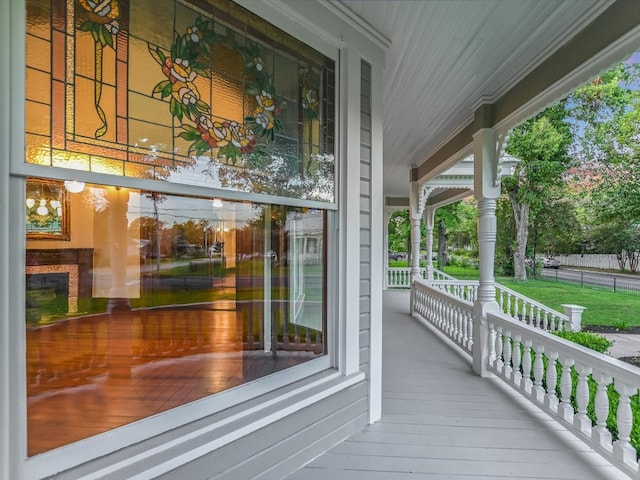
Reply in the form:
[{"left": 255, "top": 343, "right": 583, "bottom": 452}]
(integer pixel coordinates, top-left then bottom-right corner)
[{"left": 26, "top": 305, "right": 321, "bottom": 456}]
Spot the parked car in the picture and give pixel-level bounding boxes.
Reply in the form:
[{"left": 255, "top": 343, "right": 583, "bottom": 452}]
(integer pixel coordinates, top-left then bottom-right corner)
[
  {"left": 542, "top": 257, "right": 560, "bottom": 269},
  {"left": 388, "top": 251, "right": 407, "bottom": 261}
]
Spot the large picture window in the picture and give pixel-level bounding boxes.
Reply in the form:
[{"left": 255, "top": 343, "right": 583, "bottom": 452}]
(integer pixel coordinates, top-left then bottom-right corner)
[
  {"left": 23, "top": 0, "right": 334, "bottom": 457},
  {"left": 25, "top": 0, "right": 335, "bottom": 202},
  {"left": 25, "top": 179, "right": 327, "bottom": 455}
]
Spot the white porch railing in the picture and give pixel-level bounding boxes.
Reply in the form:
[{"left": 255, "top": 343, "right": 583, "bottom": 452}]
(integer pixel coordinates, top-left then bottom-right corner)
[
  {"left": 487, "top": 311, "right": 640, "bottom": 478},
  {"left": 393, "top": 266, "right": 580, "bottom": 332},
  {"left": 411, "top": 278, "right": 640, "bottom": 479},
  {"left": 495, "top": 283, "right": 574, "bottom": 332},
  {"left": 387, "top": 266, "right": 459, "bottom": 289},
  {"left": 425, "top": 280, "right": 479, "bottom": 303},
  {"left": 387, "top": 267, "right": 424, "bottom": 288},
  {"left": 411, "top": 280, "right": 474, "bottom": 354}
]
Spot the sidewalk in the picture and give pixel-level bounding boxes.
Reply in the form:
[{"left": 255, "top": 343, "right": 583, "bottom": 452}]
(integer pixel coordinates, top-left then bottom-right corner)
[{"left": 601, "top": 333, "right": 640, "bottom": 359}]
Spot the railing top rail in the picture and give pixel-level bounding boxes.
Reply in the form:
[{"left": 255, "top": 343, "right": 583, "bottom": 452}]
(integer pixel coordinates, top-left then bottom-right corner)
[
  {"left": 488, "top": 311, "right": 640, "bottom": 386},
  {"left": 424, "top": 279, "right": 479, "bottom": 286},
  {"left": 413, "top": 279, "right": 474, "bottom": 309},
  {"left": 432, "top": 268, "right": 456, "bottom": 280},
  {"left": 495, "top": 283, "right": 567, "bottom": 320}
]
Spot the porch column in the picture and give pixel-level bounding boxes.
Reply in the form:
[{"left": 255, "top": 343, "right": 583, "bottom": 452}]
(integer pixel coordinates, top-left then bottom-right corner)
[
  {"left": 409, "top": 169, "right": 422, "bottom": 281},
  {"left": 423, "top": 206, "right": 436, "bottom": 279},
  {"left": 472, "top": 126, "right": 501, "bottom": 377}
]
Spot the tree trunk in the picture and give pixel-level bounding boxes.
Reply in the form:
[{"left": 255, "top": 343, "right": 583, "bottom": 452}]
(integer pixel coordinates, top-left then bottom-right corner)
[
  {"left": 438, "top": 220, "right": 447, "bottom": 268},
  {"left": 508, "top": 191, "right": 529, "bottom": 281}
]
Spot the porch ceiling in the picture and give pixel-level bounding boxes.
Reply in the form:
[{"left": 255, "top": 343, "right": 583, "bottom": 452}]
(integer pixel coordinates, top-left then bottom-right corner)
[{"left": 334, "top": 0, "right": 615, "bottom": 198}]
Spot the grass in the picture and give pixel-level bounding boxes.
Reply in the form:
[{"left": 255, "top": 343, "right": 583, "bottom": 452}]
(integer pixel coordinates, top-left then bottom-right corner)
[{"left": 440, "top": 265, "right": 640, "bottom": 328}]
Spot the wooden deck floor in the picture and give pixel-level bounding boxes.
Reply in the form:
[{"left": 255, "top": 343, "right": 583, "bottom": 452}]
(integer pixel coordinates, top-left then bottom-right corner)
[{"left": 286, "top": 290, "right": 630, "bottom": 480}]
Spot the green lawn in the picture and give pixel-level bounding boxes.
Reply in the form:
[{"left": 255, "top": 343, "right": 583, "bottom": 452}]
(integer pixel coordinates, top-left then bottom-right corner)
[{"left": 441, "top": 265, "right": 640, "bottom": 328}]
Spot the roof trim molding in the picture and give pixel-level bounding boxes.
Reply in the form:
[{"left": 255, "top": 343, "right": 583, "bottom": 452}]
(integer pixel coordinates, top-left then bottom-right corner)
[{"left": 325, "top": 1, "right": 392, "bottom": 52}]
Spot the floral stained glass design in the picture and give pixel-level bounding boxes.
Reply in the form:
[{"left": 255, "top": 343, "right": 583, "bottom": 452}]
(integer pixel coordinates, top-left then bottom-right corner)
[{"left": 25, "top": 0, "right": 336, "bottom": 202}]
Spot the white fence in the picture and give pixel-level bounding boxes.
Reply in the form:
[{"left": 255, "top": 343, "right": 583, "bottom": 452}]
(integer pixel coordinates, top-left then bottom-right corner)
[{"left": 555, "top": 254, "right": 625, "bottom": 270}]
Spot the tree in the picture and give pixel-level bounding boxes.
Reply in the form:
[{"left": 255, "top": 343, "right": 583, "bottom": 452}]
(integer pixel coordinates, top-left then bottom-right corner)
[
  {"left": 388, "top": 210, "right": 411, "bottom": 253},
  {"left": 503, "top": 102, "right": 573, "bottom": 281},
  {"left": 387, "top": 210, "right": 426, "bottom": 256},
  {"left": 569, "top": 61, "right": 640, "bottom": 267},
  {"left": 495, "top": 195, "right": 517, "bottom": 276},
  {"left": 530, "top": 197, "right": 582, "bottom": 256},
  {"left": 590, "top": 222, "right": 640, "bottom": 272}
]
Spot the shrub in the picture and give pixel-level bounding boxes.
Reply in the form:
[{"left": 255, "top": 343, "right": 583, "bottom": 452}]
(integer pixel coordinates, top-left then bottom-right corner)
[
  {"left": 551, "top": 330, "right": 640, "bottom": 457},
  {"left": 552, "top": 330, "right": 613, "bottom": 354}
]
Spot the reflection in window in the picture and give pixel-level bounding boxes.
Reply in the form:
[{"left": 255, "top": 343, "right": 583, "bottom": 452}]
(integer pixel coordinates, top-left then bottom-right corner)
[
  {"left": 25, "top": 0, "right": 335, "bottom": 202},
  {"left": 25, "top": 180, "right": 326, "bottom": 455}
]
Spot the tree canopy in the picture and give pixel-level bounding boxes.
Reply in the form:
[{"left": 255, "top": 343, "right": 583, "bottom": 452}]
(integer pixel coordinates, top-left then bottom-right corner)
[{"left": 503, "top": 102, "right": 574, "bottom": 280}]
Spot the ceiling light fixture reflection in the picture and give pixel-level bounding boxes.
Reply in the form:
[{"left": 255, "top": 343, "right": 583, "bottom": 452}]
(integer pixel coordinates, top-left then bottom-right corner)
[
  {"left": 212, "top": 198, "right": 223, "bottom": 208},
  {"left": 64, "top": 180, "right": 86, "bottom": 193}
]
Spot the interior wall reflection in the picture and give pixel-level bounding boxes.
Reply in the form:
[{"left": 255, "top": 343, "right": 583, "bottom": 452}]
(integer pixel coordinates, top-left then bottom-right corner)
[
  {"left": 25, "top": 0, "right": 335, "bottom": 201},
  {"left": 25, "top": 179, "right": 327, "bottom": 455}
]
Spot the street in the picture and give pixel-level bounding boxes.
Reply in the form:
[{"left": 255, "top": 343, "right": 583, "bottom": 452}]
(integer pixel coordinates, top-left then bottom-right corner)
[{"left": 540, "top": 267, "right": 640, "bottom": 293}]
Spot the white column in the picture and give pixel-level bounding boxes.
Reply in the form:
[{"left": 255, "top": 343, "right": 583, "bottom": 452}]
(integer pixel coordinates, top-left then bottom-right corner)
[
  {"left": 472, "top": 127, "right": 501, "bottom": 377},
  {"left": 369, "top": 62, "right": 384, "bottom": 424},
  {"left": 339, "top": 46, "right": 361, "bottom": 376},
  {"left": 409, "top": 176, "right": 422, "bottom": 281},
  {"left": 423, "top": 206, "right": 436, "bottom": 279}
]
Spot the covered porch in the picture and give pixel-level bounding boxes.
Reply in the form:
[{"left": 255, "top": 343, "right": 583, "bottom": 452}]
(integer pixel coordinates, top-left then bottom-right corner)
[{"left": 288, "top": 290, "right": 630, "bottom": 480}]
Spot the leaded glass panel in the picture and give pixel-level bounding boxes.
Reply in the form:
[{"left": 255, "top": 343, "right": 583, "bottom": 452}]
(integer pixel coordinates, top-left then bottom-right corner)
[{"left": 25, "top": 0, "right": 336, "bottom": 202}]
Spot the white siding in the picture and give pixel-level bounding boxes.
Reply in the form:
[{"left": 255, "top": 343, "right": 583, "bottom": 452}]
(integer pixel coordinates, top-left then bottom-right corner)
[{"left": 359, "top": 63, "right": 373, "bottom": 381}]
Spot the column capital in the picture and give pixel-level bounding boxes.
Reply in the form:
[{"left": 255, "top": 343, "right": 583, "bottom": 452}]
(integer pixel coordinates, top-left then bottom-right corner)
[{"left": 473, "top": 128, "right": 501, "bottom": 200}]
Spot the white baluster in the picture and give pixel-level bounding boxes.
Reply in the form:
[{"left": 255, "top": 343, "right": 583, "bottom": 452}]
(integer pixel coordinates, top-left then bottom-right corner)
[
  {"left": 503, "top": 330, "right": 512, "bottom": 379},
  {"left": 544, "top": 350, "right": 559, "bottom": 412},
  {"left": 488, "top": 322, "right": 496, "bottom": 366},
  {"left": 463, "top": 310, "right": 471, "bottom": 349},
  {"left": 521, "top": 339, "right": 533, "bottom": 394},
  {"left": 495, "top": 326, "right": 504, "bottom": 373},
  {"left": 535, "top": 307, "right": 541, "bottom": 329},
  {"left": 613, "top": 380, "right": 637, "bottom": 466},
  {"left": 542, "top": 312, "right": 549, "bottom": 331},
  {"left": 573, "top": 363, "right": 592, "bottom": 435},
  {"left": 511, "top": 334, "right": 522, "bottom": 386},
  {"left": 591, "top": 370, "right": 612, "bottom": 452},
  {"left": 533, "top": 345, "right": 545, "bottom": 403},
  {"left": 558, "top": 356, "right": 575, "bottom": 422}
]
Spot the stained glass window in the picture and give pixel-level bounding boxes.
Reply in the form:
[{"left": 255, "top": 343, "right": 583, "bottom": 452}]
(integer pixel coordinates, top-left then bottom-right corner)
[{"left": 25, "top": 0, "right": 336, "bottom": 202}]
